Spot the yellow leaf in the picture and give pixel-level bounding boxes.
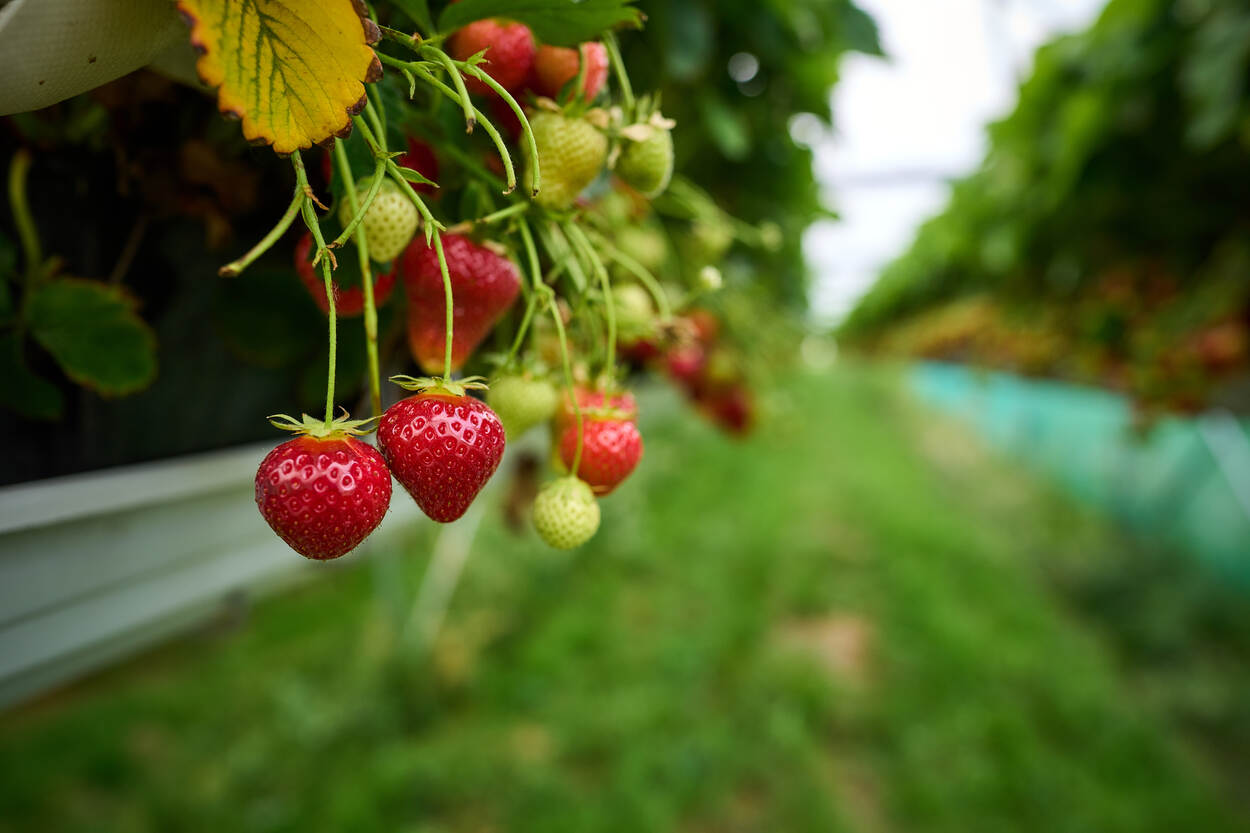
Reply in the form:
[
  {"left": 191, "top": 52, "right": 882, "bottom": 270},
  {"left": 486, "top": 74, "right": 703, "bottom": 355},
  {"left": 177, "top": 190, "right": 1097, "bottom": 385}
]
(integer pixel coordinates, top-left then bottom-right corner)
[{"left": 177, "top": 0, "right": 382, "bottom": 154}]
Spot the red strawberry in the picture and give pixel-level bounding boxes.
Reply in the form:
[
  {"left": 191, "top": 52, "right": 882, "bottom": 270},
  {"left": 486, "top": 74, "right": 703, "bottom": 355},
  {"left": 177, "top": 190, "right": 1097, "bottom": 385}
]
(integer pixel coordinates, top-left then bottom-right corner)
[
  {"left": 698, "top": 384, "right": 755, "bottom": 436},
  {"left": 401, "top": 233, "right": 521, "bottom": 373},
  {"left": 377, "top": 387, "right": 506, "bottom": 522},
  {"left": 255, "top": 434, "right": 392, "bottom": 560},
  {"left": 664, "top": 344, "right": 707, "bottom": 392},
  {"left": 559, "top": 415, "right": 643, "bottom": 496},
  {"left": 532, "top": 42, "right": 609, "bottom": 102},
  {"left": 555, "top": 386, "right": 638, "bottom": 434},
  {"left": 448, "top": 19, "right": 535, "bottom": 95},
  {"left": 295, "top": 232, "right": 397, "bottom": 317}
]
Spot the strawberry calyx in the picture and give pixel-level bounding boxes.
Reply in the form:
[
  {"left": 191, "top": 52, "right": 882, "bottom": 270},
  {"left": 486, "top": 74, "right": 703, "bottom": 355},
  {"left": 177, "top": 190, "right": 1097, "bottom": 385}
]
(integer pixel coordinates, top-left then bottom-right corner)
[
  {"left": 267, "top": 411, "right": 380, "bottom": 439},
  {"left": 390, "top": 374, "right": 490, "bottom": 398}
]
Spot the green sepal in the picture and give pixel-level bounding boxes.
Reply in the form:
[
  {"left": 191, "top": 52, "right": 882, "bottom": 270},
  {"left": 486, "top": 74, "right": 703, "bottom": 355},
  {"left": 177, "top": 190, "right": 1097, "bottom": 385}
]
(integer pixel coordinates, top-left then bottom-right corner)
[
  {"left": 389, "top": 374, "right": 490, "bottom": 397},
  {"left": 267, "top": 409, "right": 380, "bottom": 438}
]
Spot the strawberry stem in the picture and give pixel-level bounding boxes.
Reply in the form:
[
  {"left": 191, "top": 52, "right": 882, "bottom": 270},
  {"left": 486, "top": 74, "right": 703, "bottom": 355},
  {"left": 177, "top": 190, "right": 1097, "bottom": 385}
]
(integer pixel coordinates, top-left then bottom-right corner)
[
  {"left": 329, "top": 161, "right": 386, "bottom": 249},
  {"left": 431, "top": 229, "right": 456, "bottom": 381},
  {"left": 565, "top": 222, "right": 616, "bottom": 376},
  {"left": 452, "top": 58, "right": 541, "bottom": 197},
  {"left": 420, "top": 45, "right": 476, "bottom": 134},
  {"left": 333, "top": 140, "right": 384, "bottom": 418},
  {"left": 8, "top": 149, "right": 43, "bottom": 284},
  {"left": 521, "top": 219, "right": 584, "bottom": 476},
  {"left": 292, "top": 152, "right": 338, "bottom": 427},
  {"left": 603, "top": 32, "right": 635, "bottom": 116}
]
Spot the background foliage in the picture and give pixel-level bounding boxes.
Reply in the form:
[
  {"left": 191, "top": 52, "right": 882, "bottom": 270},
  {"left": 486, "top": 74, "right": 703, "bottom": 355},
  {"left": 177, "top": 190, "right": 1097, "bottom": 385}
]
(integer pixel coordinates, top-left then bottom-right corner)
[{"left": 839, "top": 0, "right": 1250, "bottom": 416}]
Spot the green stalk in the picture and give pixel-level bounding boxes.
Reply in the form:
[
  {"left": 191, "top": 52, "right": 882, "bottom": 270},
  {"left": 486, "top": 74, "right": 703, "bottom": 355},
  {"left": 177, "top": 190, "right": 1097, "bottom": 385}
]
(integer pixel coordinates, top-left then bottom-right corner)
[
  {"left": 548, "top": 286, "right": 583, "bottom": 477},
  {"left": 334, "top": 141, "right": 383, "bottom": 417},
  {"left": 430, "top": 229, "right": 456, "bottom": 380},
  {"left": 591, "top": 234, "right": 672, "bottom": 319},
  {"left": 330, "top": 160, "right": 386, "bottom": 249},
  {"left": 454, "top": 59, "right": 540, "bottom": 196},
  {"left": 602, "top": 32, "right": 635, "bottom": 115},
  {"left": 292, "top": 153, "right": 337, "bottom": 426},
  {"left": 409, "top": 65, "right": 516, "bottom": 193},
  {"left": 503, "top": 293, "right": 538, "bottom": 368},
  {"left": 420, "top": 45, "right": 476, "bottom": 133},
  {"left": 219, "top": 182, "right": 303, "bottom": 277},
  {"left": 7, "top": 150, "right": 42, "bottom": 283}
]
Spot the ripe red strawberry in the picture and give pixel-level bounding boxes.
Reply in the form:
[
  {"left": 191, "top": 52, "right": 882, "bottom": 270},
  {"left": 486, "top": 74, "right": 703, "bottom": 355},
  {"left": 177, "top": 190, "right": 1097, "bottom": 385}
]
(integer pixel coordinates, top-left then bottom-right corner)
[
  {"left": 401, "top": 233, "right": 521, "bottom": 373},
  {"left": 448, "top": 19, "right": 535, "bottom": 95},
  {"left": 377, "top": 386, "right": 506, "bottom": 522},
  {"left": 555, "top": 386, "right": 638, "bottom": 434},
  {"left": 532, "top": 42, "right": 609, "bottom": 102},
  {"left": 559, "top": 415, "right": 643, "bottom": 496},
  {"left": 699, "top": 384, "right": 755, "bottom": 436},
  {"left": 295, "top": 232, "right": 397, "bottom": 317},
  {"left": 255, "top": 434, "right": 392, "bottom": 560}
]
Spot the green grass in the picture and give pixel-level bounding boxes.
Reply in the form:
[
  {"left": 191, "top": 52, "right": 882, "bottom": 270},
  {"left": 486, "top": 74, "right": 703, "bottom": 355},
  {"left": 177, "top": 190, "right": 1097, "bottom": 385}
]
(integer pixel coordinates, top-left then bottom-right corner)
[{"left": 1, "top": 366, "right": 1247, "bottom": 833}]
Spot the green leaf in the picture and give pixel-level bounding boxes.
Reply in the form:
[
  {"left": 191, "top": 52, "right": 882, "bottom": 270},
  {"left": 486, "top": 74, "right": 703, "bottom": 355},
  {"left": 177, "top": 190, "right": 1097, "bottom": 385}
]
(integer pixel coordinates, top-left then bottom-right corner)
[
  {"left": 438, "top": 0, "right": 641, "bottom": 47},
  {"left": 839, "top": 2, "right": 884, "bottom": 57},
  {"left": 0, "top": 330, "right": 64, "bottom": 421},
  {"left": 26, "top": 279, "right": 158, "bottom": 397},
  {"left": 392, "top": 0, "right": 435, "bottom": 34}
]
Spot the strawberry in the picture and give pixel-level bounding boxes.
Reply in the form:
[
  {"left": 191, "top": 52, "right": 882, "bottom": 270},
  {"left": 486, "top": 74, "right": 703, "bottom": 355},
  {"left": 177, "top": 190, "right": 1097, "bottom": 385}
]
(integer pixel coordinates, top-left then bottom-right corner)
[
  {"left": 532, "top": 42, "right": 609, "bottom": 102},
  {"left": 616, "top": 126, "right": 674, "bottom": 198},
  {"left": 698, "top": 384, "right": 755, "bottom": 437},
  {"left": 377, "top": 383, "right": 506, "bottom": 523},
  {"left": 401, "top": 233, "right": 522, "bottom": 373},
  {"left": 613, "top": 283, "right": 656, "bottom": 343},
  {"left": 532, "top": 476, "right": 600, "bottom": 549},
  {"left": 255, "top": 433, "right": 392, "bottom": 560},
  {"left": 555, "top": 386, "right": 638, "bottom": 434},
  {"left": 487, "top": 373, "right": 559, "bottom": 439},
  {"left": 294, "top": 232, "right": 397, "bottom": 317},
  {"left": 337, "top": 177, "right": 419, "bottom": 263},
  {"left": 448, "top": 19, "right": 535, "bottom": 96},
  {"left": 526, "top": 112, "right": 608, "bottom": 209},
  {"left": 559, "top": 414, "right": 643, "bottom": 496}
]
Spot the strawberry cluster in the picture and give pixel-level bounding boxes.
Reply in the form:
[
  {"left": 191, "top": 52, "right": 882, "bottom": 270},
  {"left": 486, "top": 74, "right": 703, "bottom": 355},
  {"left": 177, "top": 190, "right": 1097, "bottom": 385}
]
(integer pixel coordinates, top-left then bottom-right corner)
[{"left": 250, "top": 12, "right": 740, "bottom": 562}]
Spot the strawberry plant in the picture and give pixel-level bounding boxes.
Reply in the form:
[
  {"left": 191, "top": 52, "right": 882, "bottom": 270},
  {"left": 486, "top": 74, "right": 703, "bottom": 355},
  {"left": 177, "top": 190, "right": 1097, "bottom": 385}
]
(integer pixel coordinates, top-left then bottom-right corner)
[{"left": 1, "top": 0, "right": 881, "bottom": 557}]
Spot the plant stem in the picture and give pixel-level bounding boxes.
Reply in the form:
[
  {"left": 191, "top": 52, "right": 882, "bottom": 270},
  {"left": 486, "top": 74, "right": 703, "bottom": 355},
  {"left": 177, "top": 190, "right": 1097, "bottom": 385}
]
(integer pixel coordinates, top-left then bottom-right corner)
[
  {"left": 408, "top": 64, "right": 516, "bottom": 193},
  {"left": 219, "top": 183, "right": 303, "bottom": 277},
  {"left": 603, "top": 32, "right": 635, "bottom": 115},
  {"left": 566, "top": 223, "right": 616, "bottom": 374},
  {"left": 431, "top": 229, "right": 455, "bottom": 379},
  {"left": 446, "top": 201, "right": 528, "bottom": 234},
  {"left": 8, "top": 149, "right": 42, "bottom": 284},
  {"left": 591, "top": 233, "right": 672, "bottom": 319},
  {"left": 330, "top": 161, "right": 386, "bottom": 248},
  {"left": 293, "top": 153, "right": 337, "bottom": 426},
  {"left": 454, "top": 59, "right": 540, "bottom": 196},
  {"left": 548, "top": 283, "right": 584, "bottom": 476},
  {"left": 419, "top": 45, "right": 475, "bottom": 133},
  {"left": 503, "top": 293, "right": 538, "bottom": 367},
  {"left": 335, "top": 142, "right": 383, "bottom": 417}
]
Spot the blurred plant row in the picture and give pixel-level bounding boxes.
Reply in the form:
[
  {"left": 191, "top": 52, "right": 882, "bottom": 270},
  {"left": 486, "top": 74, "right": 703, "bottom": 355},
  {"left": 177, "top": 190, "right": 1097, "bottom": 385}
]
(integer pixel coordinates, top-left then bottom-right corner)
[{"left": 840, "top": 0, "right": 1250, "bottom": 417}]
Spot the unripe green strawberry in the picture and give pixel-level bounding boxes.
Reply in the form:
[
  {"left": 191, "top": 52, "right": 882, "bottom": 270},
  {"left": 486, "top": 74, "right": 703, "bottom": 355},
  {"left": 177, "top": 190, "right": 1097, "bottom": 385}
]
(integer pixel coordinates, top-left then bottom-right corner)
[
  {"left": 532, "top": 476, "right": 600, "bottom": 549},
  {"left": 616, "top": 128, "right": 674, "bottom": 198},
  {"left": 613, "top": 283, "right": 655, "bottom": 342},
  {"left": 488, "top": 373, "right": 559, "bottom": 439},
  {"left": 337, "top": 177, "right": 418, "bottom": 263},
  {"left": 526, "top": 112, "right": 608, "bottom": 209}
]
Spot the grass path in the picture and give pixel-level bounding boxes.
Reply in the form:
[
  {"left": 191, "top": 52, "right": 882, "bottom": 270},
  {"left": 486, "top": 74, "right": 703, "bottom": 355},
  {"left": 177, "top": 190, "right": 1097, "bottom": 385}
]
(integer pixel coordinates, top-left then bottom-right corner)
[{"left": 1, "top": 367, "right": 1245, "bottom": 833}]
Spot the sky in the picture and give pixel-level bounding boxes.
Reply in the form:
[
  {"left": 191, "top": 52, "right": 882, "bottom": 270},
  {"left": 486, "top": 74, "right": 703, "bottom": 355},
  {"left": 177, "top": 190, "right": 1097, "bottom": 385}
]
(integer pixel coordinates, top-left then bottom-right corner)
[{"left": 803, "top": 0, "right": 1109, "bottom": 326}]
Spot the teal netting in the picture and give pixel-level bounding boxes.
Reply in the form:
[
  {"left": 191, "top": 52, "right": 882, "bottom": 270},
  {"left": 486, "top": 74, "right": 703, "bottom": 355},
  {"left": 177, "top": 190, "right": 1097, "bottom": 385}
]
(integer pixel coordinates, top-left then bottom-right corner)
[{"left": 910, "top": 362, "right": 1250, "bottom": 585}]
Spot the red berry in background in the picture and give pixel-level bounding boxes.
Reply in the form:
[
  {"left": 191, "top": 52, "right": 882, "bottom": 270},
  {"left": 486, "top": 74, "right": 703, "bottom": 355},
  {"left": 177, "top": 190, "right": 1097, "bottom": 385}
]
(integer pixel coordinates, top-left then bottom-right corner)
[
  {"left": 665, "top": 344, "right": 707, "bottom": 392},
  {"left": 532, "top": 42, "right": 609, "bottom": 102},
  {"left": 559, "top": 416, "right": 644, "bottom": 496},
  {"left": 401, "top": 233, "right": 522, "bottom": 373},
  {"left": 698, "top": 384, "right": 755, "bottom": 437},
  {"left": 448, "top": 19, "right": 535, "bottom": 95},
  {"left": 295, "top": 232, "right": 397, "bottom": 317},
  {"left": 255, "top": 435, "right": 392, "bottom": 560},
  {"left": 396, "top": 138, "right": 440, "bottom": 195},
  {"left": 377, "top": 391, "right": 506, "bottom": 522}
]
